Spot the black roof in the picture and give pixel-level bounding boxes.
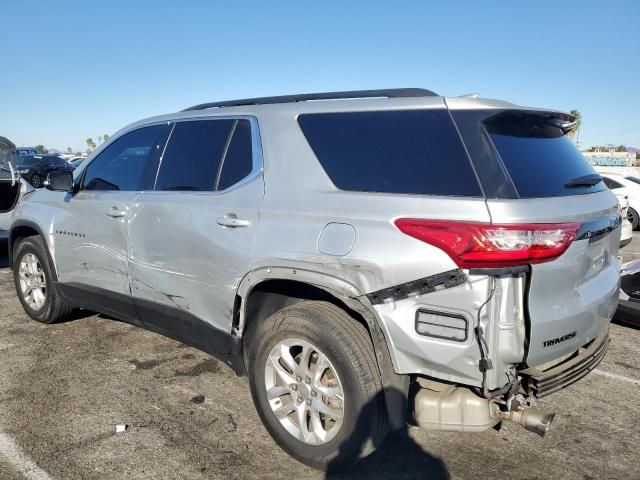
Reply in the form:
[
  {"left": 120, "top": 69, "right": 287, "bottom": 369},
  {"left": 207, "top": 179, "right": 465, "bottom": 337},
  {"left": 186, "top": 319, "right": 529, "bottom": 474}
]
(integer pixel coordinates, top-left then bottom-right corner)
[{"left": 183, "top": 88, "right": 438, "bottom": 112}]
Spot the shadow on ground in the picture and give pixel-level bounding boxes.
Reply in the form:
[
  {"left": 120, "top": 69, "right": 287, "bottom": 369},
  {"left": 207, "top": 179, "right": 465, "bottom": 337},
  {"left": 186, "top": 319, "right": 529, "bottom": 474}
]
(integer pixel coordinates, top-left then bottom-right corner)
[{"left": 326, "top": 388, "right": 449, "bottom": 479}]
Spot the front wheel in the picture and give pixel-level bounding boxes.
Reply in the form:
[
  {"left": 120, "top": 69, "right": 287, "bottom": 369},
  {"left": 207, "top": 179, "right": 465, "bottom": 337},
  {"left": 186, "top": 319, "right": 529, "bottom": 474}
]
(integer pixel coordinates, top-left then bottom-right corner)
[
  {"left": 13, "top": 236, "right": 74, "bottom": 324},
  {"left": 247, "top": 301, "right": 389, "bottom": 471}
]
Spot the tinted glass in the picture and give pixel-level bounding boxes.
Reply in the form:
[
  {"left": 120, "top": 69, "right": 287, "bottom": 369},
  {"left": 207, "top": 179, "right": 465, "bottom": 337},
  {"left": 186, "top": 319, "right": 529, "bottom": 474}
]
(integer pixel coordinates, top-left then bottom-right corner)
[
  {"left": 603, "top": 177, "right": 623, "bottom": 189},
  {"left": 18, "top": 157, "right": 38, "bottom": 166},
  {"left": 217, "top": 120, "right": 253, "bottom": 190},
  {"left": 156, "top": 119, "right": 233, "bottom": 191},
  {"left": 485, "top": 111, "right": 605, "bottom": 198},
  {"left": 625, "top": 176, "right": 640, "bottom": 185},
  {"left": 298, "top": 110, "right": 481, "bottom": 196},
  {"left": 83, "top": 125, "right": 166, "bottom": 191}
]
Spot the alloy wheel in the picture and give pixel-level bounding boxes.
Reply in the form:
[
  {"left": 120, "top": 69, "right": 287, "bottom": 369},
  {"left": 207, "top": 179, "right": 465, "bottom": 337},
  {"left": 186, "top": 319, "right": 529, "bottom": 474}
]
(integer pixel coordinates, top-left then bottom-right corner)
[
  {"left": 18, "top": 253, "right": 47, "bottom": 310},
  {"left": 264, "top": 338, "right": 345, "bottom": 445}
]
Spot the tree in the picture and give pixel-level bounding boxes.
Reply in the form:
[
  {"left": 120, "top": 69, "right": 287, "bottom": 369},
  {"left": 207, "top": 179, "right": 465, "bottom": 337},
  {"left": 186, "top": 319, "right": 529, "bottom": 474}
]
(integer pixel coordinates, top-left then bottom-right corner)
[
  {"left": 567, "top": 109, "right": 581, "bottom": 145},
  {"left": 66, "top": 147, "right": 73, "bottom": 154},
  {"left": 98, "top": 135, "right": 103, "bottom": 145},
  {"left": 103, "top": 133, "right": 110, "bottom": 143},
  {"left": 35, "top": 144, "right": 48, "bottom": 153},
  {"left": 86, "top": 137, "right": 97, "bottom": 152},
  {"left": 616, "top": 145, "right": 627, "bottom": 152}
]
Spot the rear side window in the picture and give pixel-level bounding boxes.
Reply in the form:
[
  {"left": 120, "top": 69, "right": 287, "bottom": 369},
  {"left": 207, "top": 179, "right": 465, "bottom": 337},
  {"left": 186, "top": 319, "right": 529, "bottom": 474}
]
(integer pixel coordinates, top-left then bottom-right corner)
[
  {"left": 484, "top": 111, "right": 605, "bottom": 198},
  {"left": 298, "top": 110, "right": 482, "bottom": 196},
  {"left": 155, "top": 119, "right": 234, "bottom": 191},
  {"left": 83, "top": 125, "right": 167, "bottom": 191}
]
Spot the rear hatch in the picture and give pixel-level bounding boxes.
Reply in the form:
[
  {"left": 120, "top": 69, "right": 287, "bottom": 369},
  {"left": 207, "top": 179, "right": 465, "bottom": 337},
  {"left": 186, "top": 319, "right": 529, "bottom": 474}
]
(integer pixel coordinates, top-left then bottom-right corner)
[{"left": 450, "top": 105, "right": 620, "bottom": 366}]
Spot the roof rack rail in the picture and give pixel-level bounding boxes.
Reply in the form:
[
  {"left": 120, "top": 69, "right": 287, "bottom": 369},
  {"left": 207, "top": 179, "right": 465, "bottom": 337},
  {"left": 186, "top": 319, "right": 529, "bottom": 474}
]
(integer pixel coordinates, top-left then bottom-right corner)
[{"left": 182, "top": 88, "right": 438, "bottom": 111}]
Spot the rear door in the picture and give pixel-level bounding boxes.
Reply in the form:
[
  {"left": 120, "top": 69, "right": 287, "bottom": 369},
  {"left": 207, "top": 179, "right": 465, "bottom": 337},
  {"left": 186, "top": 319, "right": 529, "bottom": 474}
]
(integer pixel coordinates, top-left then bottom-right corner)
[
  {"left": 127, "top": 117, "right": 263, "bottom": 353},
  {"left": 452, "top": 108, "right": 620, "bottom": 366}
]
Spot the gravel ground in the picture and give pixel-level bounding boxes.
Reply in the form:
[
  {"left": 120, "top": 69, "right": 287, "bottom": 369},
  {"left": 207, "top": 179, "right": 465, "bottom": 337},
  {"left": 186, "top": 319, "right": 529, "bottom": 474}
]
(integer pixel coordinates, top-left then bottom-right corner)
[{"left": 0, "top": 237, "right": 639, "bottom": 480}]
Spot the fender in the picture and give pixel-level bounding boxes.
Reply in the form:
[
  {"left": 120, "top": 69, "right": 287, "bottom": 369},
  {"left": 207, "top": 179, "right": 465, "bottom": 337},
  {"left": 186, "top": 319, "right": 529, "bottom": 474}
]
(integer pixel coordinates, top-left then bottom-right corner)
[{"left": 8, "top": 219, "right": 57, "bottom": 278}]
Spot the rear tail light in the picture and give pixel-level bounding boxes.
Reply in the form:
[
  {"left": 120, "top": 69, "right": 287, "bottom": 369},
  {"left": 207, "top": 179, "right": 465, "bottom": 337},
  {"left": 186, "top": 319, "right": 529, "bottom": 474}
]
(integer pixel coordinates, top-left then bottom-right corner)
[{"left": 395, "top": 219, "right": 580, "bottom": 268}]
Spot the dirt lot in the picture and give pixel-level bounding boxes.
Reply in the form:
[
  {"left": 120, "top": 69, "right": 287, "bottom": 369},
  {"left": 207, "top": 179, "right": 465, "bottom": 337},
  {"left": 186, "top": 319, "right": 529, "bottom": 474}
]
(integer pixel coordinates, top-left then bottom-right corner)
[{"left": 0, "top": 237, "right": 639, "bottom": 480}]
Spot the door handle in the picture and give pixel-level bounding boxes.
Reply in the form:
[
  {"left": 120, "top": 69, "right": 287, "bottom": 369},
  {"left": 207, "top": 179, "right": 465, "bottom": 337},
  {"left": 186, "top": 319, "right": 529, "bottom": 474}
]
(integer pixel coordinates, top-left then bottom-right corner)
[
  {"left": 216, "top": 215, "right": 250, "bottom": 228},
  {"left": 105, "top": 206, "right": 127, "bottom": 218}
]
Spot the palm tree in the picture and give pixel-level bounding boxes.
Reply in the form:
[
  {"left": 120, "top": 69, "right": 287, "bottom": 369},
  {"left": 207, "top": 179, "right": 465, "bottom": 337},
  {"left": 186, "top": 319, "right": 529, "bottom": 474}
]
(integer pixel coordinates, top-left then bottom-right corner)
[{"left": 567, "top": 109, "right": 582, "bottom": 146}]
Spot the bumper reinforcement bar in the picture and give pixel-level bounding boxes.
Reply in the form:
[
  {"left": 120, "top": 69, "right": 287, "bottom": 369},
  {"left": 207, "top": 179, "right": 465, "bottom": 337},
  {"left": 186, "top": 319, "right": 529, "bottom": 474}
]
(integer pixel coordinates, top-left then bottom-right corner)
[{"left": 519, "top": 332, "right": 609, "bottom": 398}]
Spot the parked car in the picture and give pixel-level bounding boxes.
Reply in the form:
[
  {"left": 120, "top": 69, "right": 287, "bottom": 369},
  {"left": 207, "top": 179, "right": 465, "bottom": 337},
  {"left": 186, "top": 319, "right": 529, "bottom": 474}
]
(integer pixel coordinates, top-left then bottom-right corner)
[
  {"left": 0, "top": 161, "right": 32, "bottom": 240},
  {"left": 599, "top": 177, "right": 633, "bottom": 248},
  {"left": 599, "top": 172, "right": 640, "bottom": 230},
  {"left": 7, "top": 89, "right": 621, "bottom": 470},
  {"left": 616, "top": 260, "right": 640, "bottom": 328},
  {"left": 68, "top": 156, "right": 86, "bottom": 169},
  {"left": 14, "top": 147, "right": 39, "bottom": 156},
  {"left": 13, "top": 154, "right": 74, "bottom": 188}
]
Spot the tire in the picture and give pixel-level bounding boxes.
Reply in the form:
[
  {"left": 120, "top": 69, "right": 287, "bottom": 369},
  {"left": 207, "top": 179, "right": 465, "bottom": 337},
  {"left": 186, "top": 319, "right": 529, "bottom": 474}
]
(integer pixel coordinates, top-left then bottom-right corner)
[
  {"left": 30, "top": 174, "right": 42, "bottom": 188},
  {"left": 628, "top": 207, "right": 639, "bottom": 230},
  {"left": 13, "top": 236, "right": 74, "bottom": 324},
  {"left": 247, "top": 301, "right": 389, "bottom": 471}
]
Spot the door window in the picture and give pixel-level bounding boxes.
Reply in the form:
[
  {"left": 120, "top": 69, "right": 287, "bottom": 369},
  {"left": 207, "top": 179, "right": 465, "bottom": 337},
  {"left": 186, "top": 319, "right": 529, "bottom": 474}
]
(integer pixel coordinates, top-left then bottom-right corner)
[
  {"left": 217, "top": 120, "right": 253, "bottom": 191},
  {"left": 155, "top": 119, "right": 253, "bottom": 192},
  {"left": 82, "top": 125, "right": 168, "bottom": 191}
]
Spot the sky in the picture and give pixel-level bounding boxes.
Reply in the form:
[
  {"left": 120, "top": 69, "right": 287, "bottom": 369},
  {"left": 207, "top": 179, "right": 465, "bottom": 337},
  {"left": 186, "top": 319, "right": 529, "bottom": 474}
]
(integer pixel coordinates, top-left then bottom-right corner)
[{"left": 1, "top": 0, "right": 639, "bottom": 152}]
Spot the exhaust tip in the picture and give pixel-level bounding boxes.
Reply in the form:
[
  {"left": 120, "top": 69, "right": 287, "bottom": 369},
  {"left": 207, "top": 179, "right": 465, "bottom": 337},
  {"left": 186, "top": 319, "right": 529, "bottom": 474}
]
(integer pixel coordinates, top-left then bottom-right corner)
[
  {"left": 499, "top": 408, "right": 556, "bottom": 437},
  {"left": 521, "top": 409, "right": 555, "bottom": 437}
]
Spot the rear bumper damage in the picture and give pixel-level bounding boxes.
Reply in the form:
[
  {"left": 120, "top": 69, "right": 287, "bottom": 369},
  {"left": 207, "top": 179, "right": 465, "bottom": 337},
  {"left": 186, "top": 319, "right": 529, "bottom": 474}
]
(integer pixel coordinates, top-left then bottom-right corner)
[
  {"left": 518, "top": 331, "right": 609, "bottom": 398},
  {"left": 411, "top": 331, "right": 609, "bottom": 437}
]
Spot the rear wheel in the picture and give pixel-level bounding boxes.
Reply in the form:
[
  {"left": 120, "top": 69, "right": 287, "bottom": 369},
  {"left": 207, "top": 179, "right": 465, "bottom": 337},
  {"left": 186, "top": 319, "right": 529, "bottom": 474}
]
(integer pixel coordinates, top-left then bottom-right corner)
[
  {"left": 247, "top": 301, "right": 389, "bottom": 471},
  {"left": 628, "top": 207, "right": 639, "bottom": 230},
  {"left": 13, "top": 236, "right": 73, "bottom": 324}
]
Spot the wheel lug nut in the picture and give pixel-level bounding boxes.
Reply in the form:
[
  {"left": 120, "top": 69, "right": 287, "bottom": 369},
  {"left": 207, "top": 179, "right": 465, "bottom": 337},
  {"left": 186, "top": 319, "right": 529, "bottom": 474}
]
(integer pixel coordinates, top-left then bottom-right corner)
[
  {"left": 311, "top": 390, "right": 317, "bottom": 397},
  {"left": 306, "top": 398, "right": 312, "bottom": 406},
  {"left": 290, "top": 384, "right": 298, "bottom": 391},
  {"left": 305, "top": 377, "right": 311, "bottom": 385},
  {"left": 297, "top": 396, "right": 303, "bottom": 403},
  {"left": 296, "top": 376, "right": 302, "bottom": 382}
]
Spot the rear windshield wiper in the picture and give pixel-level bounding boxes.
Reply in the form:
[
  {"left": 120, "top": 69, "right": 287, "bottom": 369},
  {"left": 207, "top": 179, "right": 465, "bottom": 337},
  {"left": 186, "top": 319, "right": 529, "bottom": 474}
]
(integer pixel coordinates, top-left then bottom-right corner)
[{"left": 565, "top": 174, "right": 602, "bottom": 188}]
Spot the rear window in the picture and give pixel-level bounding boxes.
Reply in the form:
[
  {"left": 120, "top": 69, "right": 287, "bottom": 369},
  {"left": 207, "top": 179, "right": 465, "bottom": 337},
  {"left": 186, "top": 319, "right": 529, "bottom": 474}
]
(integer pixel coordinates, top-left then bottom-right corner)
[
  {"left": 298, "top": 110, "right": 482, "bottom": 196},
  {"left": 484, "top": 111, "right": 605, "bottom": 198}
]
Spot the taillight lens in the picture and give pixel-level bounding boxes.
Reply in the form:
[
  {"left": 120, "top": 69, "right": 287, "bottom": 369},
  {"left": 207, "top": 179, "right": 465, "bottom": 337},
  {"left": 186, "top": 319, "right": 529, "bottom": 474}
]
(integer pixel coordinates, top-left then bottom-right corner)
[{"left": 394, "top": 219, "right": 580, "bottom": 268}]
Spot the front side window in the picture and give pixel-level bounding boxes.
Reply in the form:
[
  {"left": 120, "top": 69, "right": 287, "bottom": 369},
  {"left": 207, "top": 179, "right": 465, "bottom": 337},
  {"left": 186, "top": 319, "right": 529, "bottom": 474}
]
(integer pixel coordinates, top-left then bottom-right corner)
[
  {"left": 83, "top": 125, "right": 167, "bottom": 191},
  {"left": 155, "top": 119, "right": 254, "bottom": 192}
]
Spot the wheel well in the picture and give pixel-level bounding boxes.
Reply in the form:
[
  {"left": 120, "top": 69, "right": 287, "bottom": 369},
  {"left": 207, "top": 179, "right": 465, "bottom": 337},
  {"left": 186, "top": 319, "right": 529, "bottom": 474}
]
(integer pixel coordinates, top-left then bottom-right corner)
[
  {"left": 240, "top": 279, "right": 371, "bottom": 341},
  {"left": 9, "top": 225, "right": 40, "bottom": 265},
  {"left": 239, "top": 280, "right": 373, "bottom": 370}
]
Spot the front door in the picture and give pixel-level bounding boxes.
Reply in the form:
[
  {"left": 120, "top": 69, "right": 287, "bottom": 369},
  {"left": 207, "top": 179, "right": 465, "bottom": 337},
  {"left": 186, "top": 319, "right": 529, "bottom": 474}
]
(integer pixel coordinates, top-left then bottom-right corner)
[
  {"left": 53, "top": 124, "right": 170, "bottom": 319},
  {"left": 127, "top": 118, "right": 263, "bottom": 356}
]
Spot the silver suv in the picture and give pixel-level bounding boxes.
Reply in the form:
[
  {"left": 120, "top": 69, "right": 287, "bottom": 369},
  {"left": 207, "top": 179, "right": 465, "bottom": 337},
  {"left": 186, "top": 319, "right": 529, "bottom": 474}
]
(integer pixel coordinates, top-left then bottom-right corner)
[{"left": 8, "top": 89, "right": 620, "bottom": 470}]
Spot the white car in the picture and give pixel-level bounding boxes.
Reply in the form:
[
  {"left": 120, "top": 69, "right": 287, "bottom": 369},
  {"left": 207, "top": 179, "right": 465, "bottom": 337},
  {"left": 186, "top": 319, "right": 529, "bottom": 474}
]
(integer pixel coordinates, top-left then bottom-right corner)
[{"left": 600, "top": 172, "right": 640, "bottom": 231}]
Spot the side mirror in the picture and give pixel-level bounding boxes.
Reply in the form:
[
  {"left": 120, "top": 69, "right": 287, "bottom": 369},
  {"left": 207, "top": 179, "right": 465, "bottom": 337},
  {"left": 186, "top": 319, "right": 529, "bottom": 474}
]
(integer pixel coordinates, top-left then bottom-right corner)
[{"left": 45, "top": 171, "right": 74, "bottom": 192}]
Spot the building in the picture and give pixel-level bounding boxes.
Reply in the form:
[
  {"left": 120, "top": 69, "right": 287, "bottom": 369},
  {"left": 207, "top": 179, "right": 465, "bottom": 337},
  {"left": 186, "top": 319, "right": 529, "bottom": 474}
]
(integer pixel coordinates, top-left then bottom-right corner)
[{"left": 582, "top": 150, "right": 639, "bottom": 167}]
